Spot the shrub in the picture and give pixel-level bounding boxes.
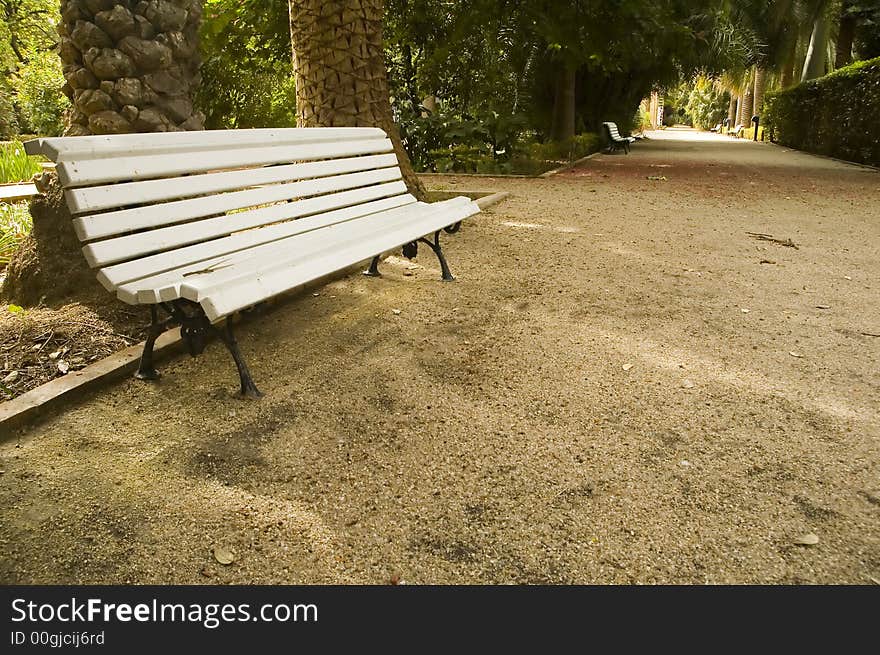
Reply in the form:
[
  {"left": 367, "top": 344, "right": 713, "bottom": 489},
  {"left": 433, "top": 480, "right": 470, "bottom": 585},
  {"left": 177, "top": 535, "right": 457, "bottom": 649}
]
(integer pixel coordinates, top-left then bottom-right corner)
[
  {"left": 199, "top": 58, "right": 297, "bottom": 129},
  {"left": 763, "top": 56, "right": 880, "bottom": 166},
  {"left": 686, "top": 78, "right": 728, "bottom": 130},
  {"left": 0, "top": 83, "right": 18, "bottom": 139},
  {"left": 398, "top": 99, "right": 601, "bottom": 175},
  {"left": 14, "top": 51, "right": 69, "bottom": 137}
]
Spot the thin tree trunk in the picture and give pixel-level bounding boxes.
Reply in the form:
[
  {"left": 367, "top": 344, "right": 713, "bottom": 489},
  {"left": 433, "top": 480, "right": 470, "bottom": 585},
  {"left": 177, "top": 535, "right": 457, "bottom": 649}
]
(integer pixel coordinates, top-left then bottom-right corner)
[
  {"left": 835, "top": 11, "right": 856, "bottom": 68},
  {"left": 727, "top": 95, "right": 736, "bottom": 126},
  {"left": 780, "top": 37, "right": 797, "bottom": 88},
  {"left": 58, "top": 0, "right": 204, "bottom": 135},
  {"left": 550, "top": 64, "right": 576, "bottom": 142},
  {"left": 288, "top": 0, "right": 425, "bottom": 199},
  {"left": 753, "top": 67, "right": 767, "bottom": 116},
  {"left": 801, "top": 12, "right": 831, "bottom": 81}
]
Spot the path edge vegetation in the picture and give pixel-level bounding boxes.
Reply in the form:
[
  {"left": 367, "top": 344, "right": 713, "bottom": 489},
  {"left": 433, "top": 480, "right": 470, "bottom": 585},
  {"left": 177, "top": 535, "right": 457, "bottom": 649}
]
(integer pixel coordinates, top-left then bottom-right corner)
[{"left": 764, "top": 56, "right": 880, "bottom": 167}]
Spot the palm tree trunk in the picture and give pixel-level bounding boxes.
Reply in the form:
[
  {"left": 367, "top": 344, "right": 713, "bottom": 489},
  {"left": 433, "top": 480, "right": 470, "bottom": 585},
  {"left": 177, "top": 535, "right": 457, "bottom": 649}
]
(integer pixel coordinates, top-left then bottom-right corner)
[
  {"left": 741, "top": 72, "right": 754, "bottom": 125},
  {"left": 58, "top": 0, "right": 204, "bottom": 135},
  {"left": 753, "top": 67, "right": 767, "bottom": 116},
  {"left": 735, "top": 95, "right": 743, "bottom": 126},
  {"left": 727, "top": 95, "right": 737, "bottom": 126},
  {"left": 288, "top": 0, "right": 425, "bottom": 199},
  {"left": 801, "top": 12, "right": 831, "bottom": 81}
]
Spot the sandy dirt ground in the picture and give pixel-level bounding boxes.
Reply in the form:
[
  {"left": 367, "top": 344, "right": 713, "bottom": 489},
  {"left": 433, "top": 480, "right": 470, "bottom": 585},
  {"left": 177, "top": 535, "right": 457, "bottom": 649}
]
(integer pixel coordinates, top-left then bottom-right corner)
[{"left": 1, "top": 128, "right": 878, "bottom": 584}]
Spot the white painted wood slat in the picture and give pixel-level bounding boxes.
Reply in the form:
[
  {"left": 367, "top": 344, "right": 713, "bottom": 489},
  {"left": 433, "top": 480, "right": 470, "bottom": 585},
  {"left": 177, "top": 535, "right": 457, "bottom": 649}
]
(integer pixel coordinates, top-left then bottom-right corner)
[
  {"left": 66, "top": 153, "right": 400, "bottom": 214},
  {"left": 74, "top": 166, "right": 403, "bottom": 241},
  {"left": 25, "top": 127, "right": 386, "bottom": 161},
  {"left": 191, "top": 200, "right": 480, "bottom": 321},
  {"left": 181, "top": 197, "right": 473, "bottom": 300},
  {"left": 113, "top": 196, "right": 456, "bottom": 305},
  {"left": 57, "top": 138, "right": 394, "bottom": 186},
  {"left": 100, "top": 194, "right": 418, "bottom": 293},
  {"left": 83, "top": 180, "right": 409, "bottom": 267}
]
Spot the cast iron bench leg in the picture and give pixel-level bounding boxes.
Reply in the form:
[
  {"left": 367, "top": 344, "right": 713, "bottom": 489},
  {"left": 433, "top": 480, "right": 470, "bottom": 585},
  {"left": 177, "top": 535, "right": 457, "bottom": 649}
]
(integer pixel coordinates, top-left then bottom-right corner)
[
  {"left": 214, "top": 319, "right": 263, "bottom": 399},
  {"left": 418, "top": 230, "right": 455, "bottom": 281},
  {"left": 363, "top": 255, "right": 382, "bottom": 277},
  {"left": 135, "top": 305, "right": 164, "bottom": 381}
]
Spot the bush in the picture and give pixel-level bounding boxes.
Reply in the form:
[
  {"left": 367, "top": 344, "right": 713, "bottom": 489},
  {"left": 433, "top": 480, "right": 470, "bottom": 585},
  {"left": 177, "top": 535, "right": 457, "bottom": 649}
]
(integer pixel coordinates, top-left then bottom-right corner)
[
  {"left": 199, "top": 58, "right": 297, "bottom": 129},
  {"left": 397, "top": 101, "right": 601, "bottom": 175},
  {"left": 686, "top": 78, "right": 728, "bottom": 130},
  {"left": 0, "top": 83, "right": 18, "bottom": 139},
  {"left": 763, "top": 56, "right": 880, "bottom": 166},
  {"left": 14, "top": 51, "right": 69, "bottom": 137}
]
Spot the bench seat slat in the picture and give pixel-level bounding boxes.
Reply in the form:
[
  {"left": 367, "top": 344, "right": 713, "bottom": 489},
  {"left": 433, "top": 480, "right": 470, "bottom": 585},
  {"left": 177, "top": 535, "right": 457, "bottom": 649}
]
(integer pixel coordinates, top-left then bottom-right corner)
[
  {"left": 84, "top": 180, "right": 409, "bottom": 268},
  {"left": 57, "top": 138, "right": 394, "bottom": 186},
  {"left": 25, "top": 127, "right": 387, "bottom": 162},
  {"left": 180, "top": 198, "right": 473, "bottom": 301},
  {"left": 186, "top": 199, "right": 480, "bottom": 322},
  {"left": 67, "top": 153, "right": 400, "bottom": 214},
  {"left": 101, "top": 194, "right": 418, "bottom": 293},
  {"left": 74, "top": 166, "right": 403, "bottom": 242},
  {"left": 117, "top": 196, "right": 458, "bottom": 305}
]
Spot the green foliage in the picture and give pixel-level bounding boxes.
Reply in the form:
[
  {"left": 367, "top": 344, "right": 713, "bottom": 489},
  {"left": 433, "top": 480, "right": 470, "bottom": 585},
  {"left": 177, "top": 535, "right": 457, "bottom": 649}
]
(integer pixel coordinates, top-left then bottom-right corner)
[
  {"left": 763, "top": 56, "right": 880, "bottom": 166},
  {"left": 1, "top": 0, "right": 65, "bottom": 136},
  {"left": 0, "top": 81, "right": 17, "bottom": 138},
  {"left": 13, "top": 50, "right": 67, "bottom": 136},
  {"left": 198, "top": 0, "right": 296, "bottom": 128},
  {"left": 685, "top": 77, "right": 729, "bottom": 129},
  {"left": 848, "top": 1, "right": 880, "bottom": 59},
  {"left": 0, "top": 141, "right": 43, "bottom": 183},
  {"left": 400, "top": 100, "right": 600, "bottom": 174},
  {"left": 0, "top": 201, "right": 33, "bottom": 267}
]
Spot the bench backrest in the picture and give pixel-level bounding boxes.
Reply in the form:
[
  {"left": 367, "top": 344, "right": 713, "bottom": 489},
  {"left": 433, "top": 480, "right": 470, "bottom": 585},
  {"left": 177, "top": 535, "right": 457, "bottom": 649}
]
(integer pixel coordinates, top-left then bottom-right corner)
[
  {"left": 25, "top": 128, "right": 413, "bottom": 295},
  {"left": 603, "top": 122, "right": 625, "bottom": 140}
]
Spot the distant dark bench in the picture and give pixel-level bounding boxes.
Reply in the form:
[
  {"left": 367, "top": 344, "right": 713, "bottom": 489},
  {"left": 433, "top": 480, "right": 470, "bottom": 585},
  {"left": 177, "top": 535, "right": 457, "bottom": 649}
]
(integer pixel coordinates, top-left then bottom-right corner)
[{"left": 603, "top": 122, "right": 636, "bottom": 154}]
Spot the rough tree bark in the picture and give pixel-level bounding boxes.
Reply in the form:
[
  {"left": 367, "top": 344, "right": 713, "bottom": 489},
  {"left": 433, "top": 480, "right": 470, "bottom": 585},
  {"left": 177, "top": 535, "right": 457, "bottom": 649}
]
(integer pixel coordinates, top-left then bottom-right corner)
[
  {"left": 741, "top": 72, "right": 754, "bottom": 125},
  {"left": 727, "top": 95, "right": 737, "bottom": 126},
  {"left": 288, "top": 0, "right": 425, "bottom": 199},
  {"left": 58, "top": 0, "right": 205, "bottom": 135},
  {"left": 752, "top": 67, "right": 767, "bottom": 117},
  {"left": 2, "top": 0, "right": 206, "bottom": 305}
]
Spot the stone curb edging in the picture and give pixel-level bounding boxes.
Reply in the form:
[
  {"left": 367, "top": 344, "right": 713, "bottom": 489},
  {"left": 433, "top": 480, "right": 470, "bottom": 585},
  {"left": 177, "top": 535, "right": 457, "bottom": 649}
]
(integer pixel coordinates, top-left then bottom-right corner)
[
  {"left": 0, "top": 190, "right": 511, "bottom": 440},
  {"left": 475, "top": 191, "right": 510, "bottom": 209},
  {"left": 761, "top": 140, "right": 880, "bottom": 172},
  {"left": 538, "top": 151, "right": 602, "bottom": 178}
]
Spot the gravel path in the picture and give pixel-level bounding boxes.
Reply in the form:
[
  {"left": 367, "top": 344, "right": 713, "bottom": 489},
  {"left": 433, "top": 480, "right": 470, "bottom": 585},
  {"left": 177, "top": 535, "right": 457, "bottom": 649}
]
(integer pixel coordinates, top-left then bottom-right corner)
[{"left": 1, "top": 128, "right": 878, "bottom": 584}]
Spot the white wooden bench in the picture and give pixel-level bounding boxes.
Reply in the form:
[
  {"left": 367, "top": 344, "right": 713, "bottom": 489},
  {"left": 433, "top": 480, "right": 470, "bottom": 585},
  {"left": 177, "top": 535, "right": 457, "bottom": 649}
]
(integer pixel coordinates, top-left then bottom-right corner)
[
  {"left": 727, "top": 124, "right": 745, "bottom": 138},
  {"left": 602, "top": 122, "right": 636, "bottom": 154},
  {"left": 24, "top": 128, "right": 480, "bottom": 398}
]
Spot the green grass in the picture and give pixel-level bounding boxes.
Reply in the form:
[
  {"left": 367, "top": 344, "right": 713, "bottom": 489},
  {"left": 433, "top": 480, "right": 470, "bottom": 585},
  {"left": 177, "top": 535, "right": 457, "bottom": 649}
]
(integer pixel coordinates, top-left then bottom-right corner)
[
  {"left": 0, "top": 201, "right": 32, "bottom": 267},
  {"left": 0, "top": 141, "right": 44, "bottom": 184}
]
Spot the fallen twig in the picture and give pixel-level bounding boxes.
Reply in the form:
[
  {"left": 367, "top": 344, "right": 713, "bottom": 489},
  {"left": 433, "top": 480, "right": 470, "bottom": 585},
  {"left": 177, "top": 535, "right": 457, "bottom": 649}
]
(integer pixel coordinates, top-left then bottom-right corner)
[{"left": 746, "top": 232, "right": 799, "bottom": 249}]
